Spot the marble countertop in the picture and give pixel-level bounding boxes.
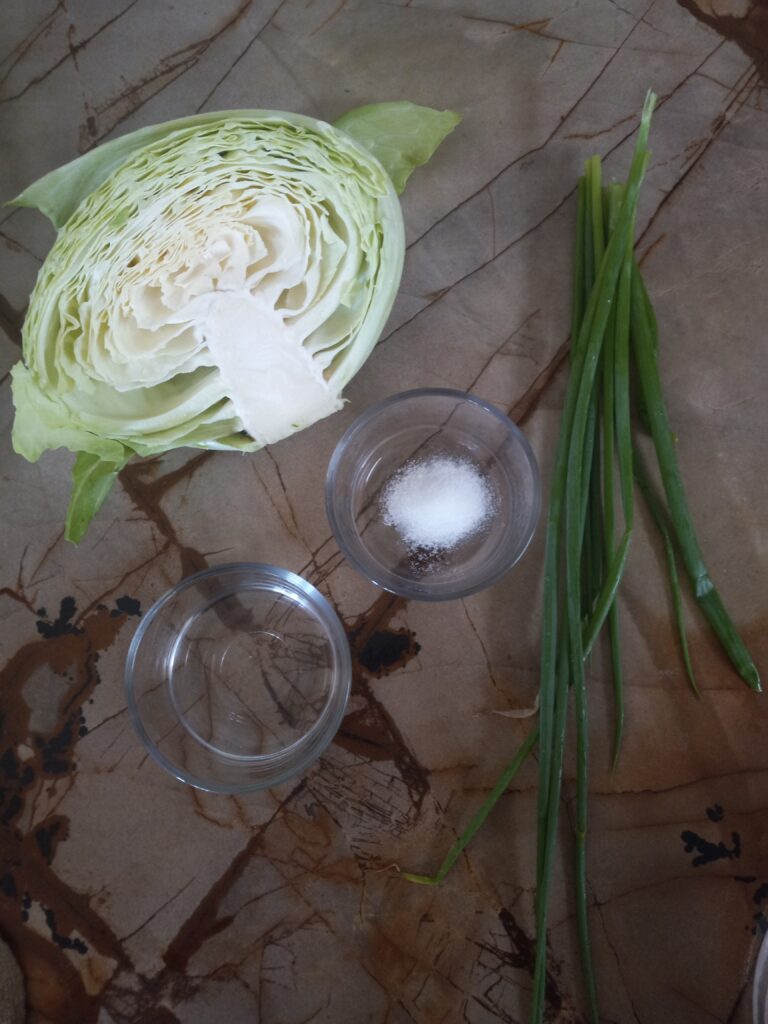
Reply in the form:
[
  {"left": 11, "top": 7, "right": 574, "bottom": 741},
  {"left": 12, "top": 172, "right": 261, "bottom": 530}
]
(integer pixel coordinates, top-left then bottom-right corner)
[{"left": 2, "top": 1, "right": 767, "bottom": 1022}]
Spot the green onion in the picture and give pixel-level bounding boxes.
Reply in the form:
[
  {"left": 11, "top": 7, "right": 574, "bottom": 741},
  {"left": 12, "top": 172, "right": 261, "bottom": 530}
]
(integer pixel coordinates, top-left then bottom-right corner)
[
  {"left": 634, "top": 448, "right": 700, "bottom": 697},
  {"left": 398, "top": 89, "right": 760, "bottom": 1024},
  {"left": 397, "top": 725, "right": 539, "bottom": 886},
  {"left": 610, "top": 187, "right": 635, "bottom": 765},
  {"left": 602, "top": 184, "right": 624, "bottom": 766},
  {"left": 584, "top": 155, "right": 606, "bottom": 613},
  {"left": 630, "top": 267, "right": 761, "bottom": 691},
  {"left": 556, "top": 98, "right": 654, "bottom": 1020}
]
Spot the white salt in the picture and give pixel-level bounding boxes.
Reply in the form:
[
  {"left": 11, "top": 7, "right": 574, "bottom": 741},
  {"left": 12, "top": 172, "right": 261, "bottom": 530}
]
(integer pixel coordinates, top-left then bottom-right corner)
[{"left": 381, "top": 455, "right": 495, "bottom": 551}]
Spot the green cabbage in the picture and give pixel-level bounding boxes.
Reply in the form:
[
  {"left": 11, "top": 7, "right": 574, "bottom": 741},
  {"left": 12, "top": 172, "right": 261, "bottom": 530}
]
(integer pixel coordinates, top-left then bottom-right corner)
[{"left": 10, "top": 103, "right": 459, "bottom": 542}]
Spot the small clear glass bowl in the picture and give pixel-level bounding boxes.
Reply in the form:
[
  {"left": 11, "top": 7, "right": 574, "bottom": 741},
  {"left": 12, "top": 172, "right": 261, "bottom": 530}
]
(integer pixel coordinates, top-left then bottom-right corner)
[
  {"left": 325, "top": 388, "right": 541, "bottom": 601},
  {"left": 125, "top": 564, "right": 351, "bottom": 793}
]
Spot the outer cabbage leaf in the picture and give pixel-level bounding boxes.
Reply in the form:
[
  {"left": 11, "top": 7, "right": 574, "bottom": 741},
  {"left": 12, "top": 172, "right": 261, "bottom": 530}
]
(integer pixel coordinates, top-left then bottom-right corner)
[
  {"left": 66, "top": 452, "right": 131, "bottom": 544},
  {"left": 334, "top": 102, "right": 460, "bottom": 194},
  {"left": 10, "top": 105, "right": 456, "bottom": 542}
]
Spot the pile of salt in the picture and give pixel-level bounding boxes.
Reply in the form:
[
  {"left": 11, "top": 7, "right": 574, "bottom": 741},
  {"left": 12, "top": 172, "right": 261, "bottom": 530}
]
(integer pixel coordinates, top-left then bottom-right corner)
[{"left": 381, "top": 455, "right": 495, "bottom": 552}]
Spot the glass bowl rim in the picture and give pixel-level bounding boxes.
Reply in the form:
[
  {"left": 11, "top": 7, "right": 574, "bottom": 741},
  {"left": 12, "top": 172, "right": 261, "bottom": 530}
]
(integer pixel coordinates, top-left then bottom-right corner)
[
  {"left": 325, "top": 387, "right": 541, "bottom": 601},
  {"left": 124, "top": 562, "right": 352, "bottom": 793}
]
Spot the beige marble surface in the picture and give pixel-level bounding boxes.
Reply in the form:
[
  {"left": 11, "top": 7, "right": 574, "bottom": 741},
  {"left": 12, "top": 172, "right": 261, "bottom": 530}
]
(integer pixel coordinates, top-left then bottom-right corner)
[{"left": 1, "top": 1, "right": 768, "bottom": 1022}]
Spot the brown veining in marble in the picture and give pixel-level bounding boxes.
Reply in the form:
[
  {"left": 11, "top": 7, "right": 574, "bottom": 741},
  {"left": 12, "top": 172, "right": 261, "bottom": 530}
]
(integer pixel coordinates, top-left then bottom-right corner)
[
  {"left": 677, "top": 0, "right": 768, "bottom": 79},
  {"left": 2, "top": 1, "right": 768, "bottom": 1021},
  {"left": 0, "top": 3, "right": 142, "bottom": 106},
  {"left": 119, "top": 455, "right": 214, "bottom": 579},
  {"left": 0, "top": 598, "right": 140, "bottom": 1021},
  {"left": 162, "top": 781, "right": 306, "bottom": 977}
]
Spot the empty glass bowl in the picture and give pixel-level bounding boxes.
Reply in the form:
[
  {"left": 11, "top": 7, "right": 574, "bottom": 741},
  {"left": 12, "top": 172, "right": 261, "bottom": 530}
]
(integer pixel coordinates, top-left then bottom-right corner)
[
  {"left": 325, "top": 388, "right": 540, "bottom": 601},
  {"left": 125, "top": 564, "right": 351, "bottom": 793}
]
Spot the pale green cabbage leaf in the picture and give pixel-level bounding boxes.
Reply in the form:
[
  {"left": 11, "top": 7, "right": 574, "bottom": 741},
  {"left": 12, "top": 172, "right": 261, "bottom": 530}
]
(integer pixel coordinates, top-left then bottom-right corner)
[{"left": 10, "top": 102, "right": 459, "bottom": 542}]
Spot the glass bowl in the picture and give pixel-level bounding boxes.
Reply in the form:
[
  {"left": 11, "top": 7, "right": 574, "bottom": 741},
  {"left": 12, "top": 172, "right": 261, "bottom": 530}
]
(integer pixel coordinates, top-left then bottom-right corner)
[
  {"left": 755, "top": 929, "right": 768, "bottom": 1023},
  {"left": 125, "top": 563, "right": 351, "bottom": 793},
  {"left": 325, "top": 388, "right": 541, "bottom": 601}
]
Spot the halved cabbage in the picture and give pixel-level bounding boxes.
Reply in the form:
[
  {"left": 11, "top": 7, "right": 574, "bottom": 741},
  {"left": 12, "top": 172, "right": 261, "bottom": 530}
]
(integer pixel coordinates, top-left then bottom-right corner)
[{"left": 10, "top": 103, "right": 459, "bottom": 541}]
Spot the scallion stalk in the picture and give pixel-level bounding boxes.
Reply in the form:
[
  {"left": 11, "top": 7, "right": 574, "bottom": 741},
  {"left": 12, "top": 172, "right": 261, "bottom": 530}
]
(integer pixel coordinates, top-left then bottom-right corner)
[
  {"left": 398, "top": 724, "right": 540, "bottom": 886},
  {"left": 630, "top": 267, "right": 761, "bottom": 691},
  {"left": 602, "top": 184, "right": 624, "bottom": 766},
  {"left": 399, "top": 89, "right": 760, "bottom": 1024},
  {"left": 634, "top": 448, "right": 700, "bottom": 696}
]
